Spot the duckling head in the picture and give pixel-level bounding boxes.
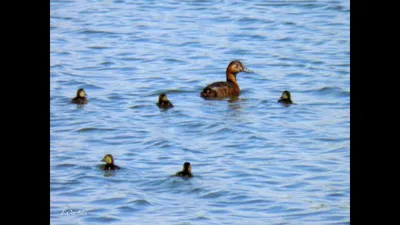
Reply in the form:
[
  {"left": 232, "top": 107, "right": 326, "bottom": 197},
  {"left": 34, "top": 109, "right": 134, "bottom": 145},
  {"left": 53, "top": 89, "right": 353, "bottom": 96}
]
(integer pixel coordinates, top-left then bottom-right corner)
[
  {"left": 77, "top": 88, "right": 86, "bottom": 98},
  {"left": 280, "top": 90, "right": 291, "bottom": 100},
  {"left": 101, "top": 154, "right": 114, "bottom": 165},
  {"left": 183, "top": 162, "right": 192, "bottom": 173},
  {"left": 158, "top": 93, "right": 169, "bottom": 103}
]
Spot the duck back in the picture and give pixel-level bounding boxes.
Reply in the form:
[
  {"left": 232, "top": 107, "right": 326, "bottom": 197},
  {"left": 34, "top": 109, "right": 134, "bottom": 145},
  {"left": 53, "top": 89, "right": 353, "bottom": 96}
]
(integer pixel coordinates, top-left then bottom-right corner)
[
  {"left": 71, "top": 97, "right": 88, "bottom": 104},
  {"left": 278, "top": 99, "right": 293, "bottom": 104},
  {"left": 157, "top": 101, "right": 174, "bottom": 109},
  {"left": 104, "top": 164, "right": 120, "bottom": 170},
  {"left": 200, "top": 81, "right": 239, "bottom": 98},
  {"left": 175, "top": 171, "right": 193, "bottom": 177}
]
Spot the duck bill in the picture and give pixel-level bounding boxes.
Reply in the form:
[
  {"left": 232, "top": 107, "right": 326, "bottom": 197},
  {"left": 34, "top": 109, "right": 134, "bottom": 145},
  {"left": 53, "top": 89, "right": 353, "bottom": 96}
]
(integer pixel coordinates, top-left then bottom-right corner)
[{"left": 242, "top": 67, "right": 254, "bottom": 73}]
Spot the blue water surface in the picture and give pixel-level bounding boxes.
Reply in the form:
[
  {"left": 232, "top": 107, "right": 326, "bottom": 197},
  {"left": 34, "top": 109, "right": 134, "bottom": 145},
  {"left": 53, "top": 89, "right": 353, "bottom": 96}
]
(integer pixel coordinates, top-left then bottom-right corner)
[{"left": 50, "top": 0, "right": 349, "bottom": 224}]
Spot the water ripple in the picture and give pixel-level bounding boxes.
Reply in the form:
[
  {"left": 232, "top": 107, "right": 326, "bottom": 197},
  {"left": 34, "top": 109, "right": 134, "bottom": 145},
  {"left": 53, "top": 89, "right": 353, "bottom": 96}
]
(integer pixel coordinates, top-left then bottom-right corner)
[{"left": 51, "top": 0, "right": 349, "bottom": 224}]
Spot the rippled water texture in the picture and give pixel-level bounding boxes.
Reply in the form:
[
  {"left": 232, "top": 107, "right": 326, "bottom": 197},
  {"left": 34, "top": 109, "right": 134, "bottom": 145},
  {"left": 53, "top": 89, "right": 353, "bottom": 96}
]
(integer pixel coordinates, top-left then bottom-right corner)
[{"left": 50, "top": 0, "right": 349, "bottom": 224}]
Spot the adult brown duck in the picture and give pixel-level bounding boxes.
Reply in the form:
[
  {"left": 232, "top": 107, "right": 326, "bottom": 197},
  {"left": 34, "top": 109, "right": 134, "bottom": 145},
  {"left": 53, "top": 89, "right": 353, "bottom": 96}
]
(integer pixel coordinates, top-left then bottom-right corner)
[{"left": 200, "top": 60, "right": 252, "bottom": 98}]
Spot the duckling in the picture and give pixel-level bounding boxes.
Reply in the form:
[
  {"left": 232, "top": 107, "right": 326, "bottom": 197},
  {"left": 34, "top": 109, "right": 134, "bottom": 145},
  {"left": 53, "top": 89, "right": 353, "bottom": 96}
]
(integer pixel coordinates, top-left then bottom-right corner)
[
  {"left": 71, "top": 88, "right": 88, "bottom": 104},
  {"left": 100, "top": 154, "right": 120, "bottom": 171},
  {"left": 200, "top": 60, "right": 253, "bottom": 98},
  {"left": 278, "top": 90, "right": 294, "bottom": 105},
  {"left": 157, "top": 93, "right": 174, "bottom": 109},
  {"left": 175, "top": 162, "right": 192, "bottom": 178}
]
